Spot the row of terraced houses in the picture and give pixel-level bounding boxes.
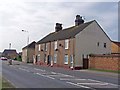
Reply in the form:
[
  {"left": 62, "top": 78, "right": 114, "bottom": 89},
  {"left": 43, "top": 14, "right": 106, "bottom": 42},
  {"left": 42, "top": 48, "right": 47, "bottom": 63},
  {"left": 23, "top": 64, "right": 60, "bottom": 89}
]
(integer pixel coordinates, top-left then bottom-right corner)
[{"left": 22, "top": 15, "right": 120, "bottom": 70}]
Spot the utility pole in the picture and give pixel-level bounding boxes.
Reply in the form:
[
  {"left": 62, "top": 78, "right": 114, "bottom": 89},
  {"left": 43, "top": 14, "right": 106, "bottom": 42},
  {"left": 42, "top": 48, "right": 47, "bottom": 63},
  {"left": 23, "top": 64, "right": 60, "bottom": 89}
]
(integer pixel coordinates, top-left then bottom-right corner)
[{"left": 22, "top": 30, "right": 29, "bottom": 63}]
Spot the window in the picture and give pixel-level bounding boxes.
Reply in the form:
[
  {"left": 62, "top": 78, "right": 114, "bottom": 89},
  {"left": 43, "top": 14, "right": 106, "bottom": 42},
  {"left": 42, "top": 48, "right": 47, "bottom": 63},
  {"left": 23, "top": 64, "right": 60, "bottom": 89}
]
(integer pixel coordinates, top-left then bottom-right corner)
[
  {"left": 104, "top": 43, "right": 106, "bottom": 48},
  {"left": 64, "top": 54, "right": 68, "bottom": 64},
  {"left": 38, "top": 44, "right": 41, "bottom": 51},
  {"left": 45, "top": 43, "right": 47, "bottom": 51},
  {"left": 44, "top": 54, "right": 47, "bottom": 62},
  {"left": 54, "top": 54, "right": 57, "bottom": 63},
  {"left": 65, "top": 39, "right": 69, "bottom": 49},
  {"left": 97, "top": 42, "right": 99, "bottom": 47},
  {"left": 70, "top": 55, "right": 73, "bottom": 63},
  {"left": 37, "top": 54, "right": 40, "bottom": 61},
  {"left": 54, "top": 41, "right": 57, "bottom": 50}
]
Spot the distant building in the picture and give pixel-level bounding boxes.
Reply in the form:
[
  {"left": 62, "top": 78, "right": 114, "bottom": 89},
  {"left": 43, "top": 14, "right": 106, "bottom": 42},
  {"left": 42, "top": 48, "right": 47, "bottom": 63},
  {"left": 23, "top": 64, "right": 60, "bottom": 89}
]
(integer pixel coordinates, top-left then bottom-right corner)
[
  {"left": 35, "top": 15, "right": 111, "bottom": 69},
  {"left": 22, "top": 41, "right": 36, "bottom": 63},
  {"left": 2, "top": 49, "right": 18, "bottom": 59},
  {"left": 111, "top": 41, "right": 120, "bottom": 54}
]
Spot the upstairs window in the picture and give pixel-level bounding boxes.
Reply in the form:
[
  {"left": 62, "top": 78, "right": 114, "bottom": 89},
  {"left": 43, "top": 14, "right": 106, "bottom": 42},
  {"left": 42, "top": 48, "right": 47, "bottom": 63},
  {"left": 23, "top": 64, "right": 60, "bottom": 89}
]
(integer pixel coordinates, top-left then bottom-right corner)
[
  {"left": 45, "top": 43, "right": 47, "bottom": 51},
  {"left": 54, "top": 41, "right": 57, "bottom": 50},
  {"left": 65, "top": 39, "right": 69, "bottom": 49},
  {"left": 38, "top": 44, "right": 41, "bottom": 51},
  {"left": 97, "top": 42, "right": 99, "bottom": 47},
  {"left": 104, "top": 43, "right": 106, "bottom": 48}
]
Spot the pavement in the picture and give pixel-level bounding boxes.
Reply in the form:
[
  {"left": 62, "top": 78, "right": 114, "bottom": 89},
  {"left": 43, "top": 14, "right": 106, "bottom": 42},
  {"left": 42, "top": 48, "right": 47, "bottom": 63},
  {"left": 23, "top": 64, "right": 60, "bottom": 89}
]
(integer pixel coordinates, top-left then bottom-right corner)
[{"left": 2, "top": 60, "right": 120, "bottom": 89}]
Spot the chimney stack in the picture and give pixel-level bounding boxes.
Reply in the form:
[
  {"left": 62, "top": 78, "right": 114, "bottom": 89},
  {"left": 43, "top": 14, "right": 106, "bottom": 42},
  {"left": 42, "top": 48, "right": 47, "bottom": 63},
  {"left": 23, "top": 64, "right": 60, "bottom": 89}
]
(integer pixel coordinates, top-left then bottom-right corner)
[
  {"left": 9, "top": 43, "right": 11, "bottom": 49},
  {"left": 75, "top": 15, "right": 84, "bottom": 26},
  {"left": 55, "top": 23, "right": 62, "bottom": 32}
]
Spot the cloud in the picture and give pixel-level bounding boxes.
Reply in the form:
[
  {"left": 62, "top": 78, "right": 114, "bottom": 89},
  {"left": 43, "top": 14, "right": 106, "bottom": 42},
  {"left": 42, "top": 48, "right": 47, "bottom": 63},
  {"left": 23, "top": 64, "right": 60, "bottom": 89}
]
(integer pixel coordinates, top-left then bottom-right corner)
[{"left": 0, "top": 1, "right": 118, "bottom": 52}]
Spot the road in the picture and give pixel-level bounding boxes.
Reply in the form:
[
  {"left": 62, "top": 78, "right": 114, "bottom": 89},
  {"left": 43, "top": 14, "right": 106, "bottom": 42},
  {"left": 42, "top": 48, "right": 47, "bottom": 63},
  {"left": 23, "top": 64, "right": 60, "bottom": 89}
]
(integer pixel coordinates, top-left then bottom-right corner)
[{"left": 2, "top": 60, "right": 119, "bottom": 89}]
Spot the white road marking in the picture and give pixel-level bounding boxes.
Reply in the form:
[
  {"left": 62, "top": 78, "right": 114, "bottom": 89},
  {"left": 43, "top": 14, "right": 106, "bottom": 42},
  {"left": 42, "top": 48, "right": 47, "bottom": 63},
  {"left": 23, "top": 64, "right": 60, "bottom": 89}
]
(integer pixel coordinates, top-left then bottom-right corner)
[
  {"left": 36, "top": 73, "right": 55, "bottom": 80},
  {"left": 66, "top": 82, "right": 91, "bottom": 88},
  {"left": 88, "top": 79, "right": 118, "bottom": 87},
  {"left": 19, "top": 68, "right": 30, "bottom": 72},
  {"left": 77, "top": 83, "right": 109, "bottom": 85},
  {"left": 60, "top": 78, "right": 86, "bottom": 81},
  {"left": 51, "top": 72, "right": 57, "bottom": 74},
  {"left": 34, "top": 68, "right": 46, "bottom": 72},
  {"left": 57, "top": 73, "right": 74, "bottom": 77}
]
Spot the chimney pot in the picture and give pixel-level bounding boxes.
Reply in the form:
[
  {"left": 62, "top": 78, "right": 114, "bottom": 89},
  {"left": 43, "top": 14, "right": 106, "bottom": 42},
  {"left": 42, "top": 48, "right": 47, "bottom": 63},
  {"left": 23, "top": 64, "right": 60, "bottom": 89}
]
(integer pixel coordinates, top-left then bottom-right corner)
[
  {"left": 75, "top": 15, "right": 84, "bottom": 26},
  {"left": 55, "top": 23, "right": 62, "bottom": 32}
]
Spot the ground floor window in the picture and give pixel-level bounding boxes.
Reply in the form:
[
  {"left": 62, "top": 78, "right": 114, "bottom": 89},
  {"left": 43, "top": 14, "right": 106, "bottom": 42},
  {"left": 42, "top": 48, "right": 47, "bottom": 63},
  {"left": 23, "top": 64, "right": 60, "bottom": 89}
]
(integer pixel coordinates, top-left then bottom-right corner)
[
  {"left": 64, "top": 54, "right": 68, "bottom": 64},
  {"left": 54, "top": 54, "right": 57, "bottom": 63},
  {"left": 37, "top": 54, "right": 40, "bottom": 61}
]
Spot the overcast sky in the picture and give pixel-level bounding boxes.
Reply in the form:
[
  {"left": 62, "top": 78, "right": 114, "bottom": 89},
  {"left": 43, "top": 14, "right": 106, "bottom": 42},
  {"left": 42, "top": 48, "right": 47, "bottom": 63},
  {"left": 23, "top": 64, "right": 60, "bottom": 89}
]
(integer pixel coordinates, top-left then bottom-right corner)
[{"left": 0, "top": 0, "right": 119, "bottom": 52}]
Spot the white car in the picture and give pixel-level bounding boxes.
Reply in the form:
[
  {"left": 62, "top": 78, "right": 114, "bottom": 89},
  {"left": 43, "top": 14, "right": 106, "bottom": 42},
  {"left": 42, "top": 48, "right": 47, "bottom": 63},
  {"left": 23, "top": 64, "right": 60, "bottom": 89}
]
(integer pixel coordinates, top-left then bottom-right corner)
[{"left": 0, "top": 57, "right": 7, "bottom": 60}]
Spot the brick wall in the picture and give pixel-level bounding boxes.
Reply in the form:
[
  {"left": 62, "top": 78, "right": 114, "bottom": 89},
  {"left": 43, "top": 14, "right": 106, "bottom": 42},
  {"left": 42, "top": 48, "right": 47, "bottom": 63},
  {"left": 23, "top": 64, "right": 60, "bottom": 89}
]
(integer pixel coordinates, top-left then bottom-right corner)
[{"left": 89, "top": 54, "right": 120, "bottom": 71}]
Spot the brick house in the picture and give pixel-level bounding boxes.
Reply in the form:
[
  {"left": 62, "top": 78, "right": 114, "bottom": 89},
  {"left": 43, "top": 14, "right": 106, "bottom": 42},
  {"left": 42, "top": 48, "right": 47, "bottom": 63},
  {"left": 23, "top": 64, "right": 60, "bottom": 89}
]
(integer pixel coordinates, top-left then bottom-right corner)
[
  {"left": 22, "top": 41, "right": 36, "bottom": 63},
  {"left": 111, "top": 41, "right": 120, "bottom": 54},
  {"left": 2, "top": 49, "right": 18, "bottom": 59},
  {"left": 35, "top": 15, "right": 111, "bottom": 69}
]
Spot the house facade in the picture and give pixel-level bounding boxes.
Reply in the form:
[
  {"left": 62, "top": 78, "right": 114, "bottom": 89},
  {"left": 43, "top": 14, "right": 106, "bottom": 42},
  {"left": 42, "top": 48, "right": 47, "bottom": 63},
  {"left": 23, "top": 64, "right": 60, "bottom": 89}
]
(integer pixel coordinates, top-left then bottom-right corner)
[
  {"left": 35, "top": 15, "right": 111, "bottom": 69},
  {"left": 22, "top": 41, "right": 36, "bottom": 63}
]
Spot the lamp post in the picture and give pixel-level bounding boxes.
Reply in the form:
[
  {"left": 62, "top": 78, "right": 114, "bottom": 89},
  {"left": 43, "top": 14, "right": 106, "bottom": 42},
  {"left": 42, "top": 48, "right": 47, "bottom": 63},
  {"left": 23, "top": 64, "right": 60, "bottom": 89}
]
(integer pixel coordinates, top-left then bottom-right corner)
[{"left": 22, "top": 30, "right": 29, "bottom": 63}]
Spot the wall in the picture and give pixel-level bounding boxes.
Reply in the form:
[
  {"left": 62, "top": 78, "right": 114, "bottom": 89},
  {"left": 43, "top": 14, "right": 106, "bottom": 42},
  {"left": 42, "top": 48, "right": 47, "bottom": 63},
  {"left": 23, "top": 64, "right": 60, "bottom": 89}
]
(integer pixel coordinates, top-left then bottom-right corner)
[
  {"left": 89, "top": 54, "right": 120, "bottom": 71},
  {"left": 75, "top": 21, "right": 111, "bottom": 68},
  {"left": 22, "top": 48, "right": 35, "bottom": 63},
  {"left": 111, "top": 42, "right": 120, "bottom": 53},
  {"left": 22, "top": 49, "right": 27, "bottom": 63},
  {"left": 35, "top": 38, "right": 75, "bottom": 69}
]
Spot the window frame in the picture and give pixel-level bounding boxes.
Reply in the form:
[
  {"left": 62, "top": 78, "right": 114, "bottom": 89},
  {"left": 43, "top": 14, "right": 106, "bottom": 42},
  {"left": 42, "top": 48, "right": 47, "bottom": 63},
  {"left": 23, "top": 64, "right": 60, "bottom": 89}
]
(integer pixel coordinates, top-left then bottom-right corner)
[
  {"left": 65, "top": 39, "right": 69, "bottom": 49},
  {"left": 38, "top": 44, "right": 41, "bottom": 51},
  {"left": 54, "top": 53, "right": 57, "bottom": 63},
  {"left": 104, "top": 43, "right": 107, "bottom": 48},
  {"left": 64, "top": 54, "right": 69, "bottom": 64},
  {"left": 54, "top": 41, "right": 58, "bottom": 50},
  {"left": 45, "top": 43, "right": 47, "bottom": 51}
]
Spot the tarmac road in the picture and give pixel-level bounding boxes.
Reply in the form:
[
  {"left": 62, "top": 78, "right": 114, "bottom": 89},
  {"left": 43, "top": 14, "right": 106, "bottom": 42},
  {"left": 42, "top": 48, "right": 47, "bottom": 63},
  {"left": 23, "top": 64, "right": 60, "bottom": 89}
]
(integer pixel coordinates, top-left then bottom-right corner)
[{"left": 2, "top": 60, "right": 119, "bottom": 89}]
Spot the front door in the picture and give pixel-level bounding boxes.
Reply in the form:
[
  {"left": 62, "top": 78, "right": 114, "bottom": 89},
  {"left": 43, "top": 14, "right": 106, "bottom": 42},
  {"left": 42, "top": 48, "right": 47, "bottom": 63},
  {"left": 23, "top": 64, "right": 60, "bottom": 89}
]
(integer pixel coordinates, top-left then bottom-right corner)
[{"left": 83, "top": 58, "right": 89, "bottom": 69}]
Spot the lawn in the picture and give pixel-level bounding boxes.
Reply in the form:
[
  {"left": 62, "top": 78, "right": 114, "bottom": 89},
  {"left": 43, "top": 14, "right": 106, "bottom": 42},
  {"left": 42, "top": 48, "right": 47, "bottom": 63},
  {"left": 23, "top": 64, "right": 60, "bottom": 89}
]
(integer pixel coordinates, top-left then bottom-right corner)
[{"left": 0, "top": 76, "right": 14, "bottom": 89}]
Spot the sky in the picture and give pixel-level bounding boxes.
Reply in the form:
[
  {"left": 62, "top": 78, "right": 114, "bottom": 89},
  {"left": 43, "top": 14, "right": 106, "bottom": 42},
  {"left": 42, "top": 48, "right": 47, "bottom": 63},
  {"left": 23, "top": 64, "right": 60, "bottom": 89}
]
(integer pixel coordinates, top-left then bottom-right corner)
[{"left": 0, "top": 0, "right": 119, "bottom": 52}]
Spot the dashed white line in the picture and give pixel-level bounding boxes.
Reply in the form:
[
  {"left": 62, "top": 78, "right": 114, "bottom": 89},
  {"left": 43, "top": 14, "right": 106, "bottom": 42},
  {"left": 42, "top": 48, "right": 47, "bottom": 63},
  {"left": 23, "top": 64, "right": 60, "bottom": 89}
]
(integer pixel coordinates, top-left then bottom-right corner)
[
  {"left": 36, "top": 73, "right": 55, "bottom": 80},
  {"left": 88, "top": 79, "right": 118, "bottom": 87},
  {"left": 66, "top": 81, "right": 91, "bottom": 88},
  {"left": 77, "top": 83, "right": 109, "bottom": 85},
  {"left": 60, "top": 78, "right": 86, "bottom": 81},
  {"left": 19, "top": 68, "right": 30, "bottom": 72},
  {"left": 34, "top": 68, "right": 46, "bottom": 72}
]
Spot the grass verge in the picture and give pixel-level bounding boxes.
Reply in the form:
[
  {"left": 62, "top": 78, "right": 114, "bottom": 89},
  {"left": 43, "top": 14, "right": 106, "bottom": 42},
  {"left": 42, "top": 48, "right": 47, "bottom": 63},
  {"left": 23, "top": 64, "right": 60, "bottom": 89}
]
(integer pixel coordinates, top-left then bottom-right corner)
[
  {"left": 88, "top": 68, "right": 120, "bottom": 73},
  {"left": 0, "top": 76, "right": 14, "bottom": 89}
]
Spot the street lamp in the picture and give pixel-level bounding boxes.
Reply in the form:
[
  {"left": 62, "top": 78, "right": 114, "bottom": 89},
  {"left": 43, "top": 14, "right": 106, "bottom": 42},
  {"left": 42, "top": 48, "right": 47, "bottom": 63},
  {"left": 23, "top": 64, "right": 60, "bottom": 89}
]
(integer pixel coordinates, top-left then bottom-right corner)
[{"left": 22, "top": 30, "right": 29, "bottom": 63}]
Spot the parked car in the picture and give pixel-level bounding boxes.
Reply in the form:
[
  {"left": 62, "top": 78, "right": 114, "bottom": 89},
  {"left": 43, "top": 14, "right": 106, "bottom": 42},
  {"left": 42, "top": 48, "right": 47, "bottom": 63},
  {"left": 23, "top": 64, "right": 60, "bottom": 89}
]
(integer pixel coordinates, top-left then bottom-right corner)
[{"left": 0, "top": 57, "right": 7, "bottom": 60}]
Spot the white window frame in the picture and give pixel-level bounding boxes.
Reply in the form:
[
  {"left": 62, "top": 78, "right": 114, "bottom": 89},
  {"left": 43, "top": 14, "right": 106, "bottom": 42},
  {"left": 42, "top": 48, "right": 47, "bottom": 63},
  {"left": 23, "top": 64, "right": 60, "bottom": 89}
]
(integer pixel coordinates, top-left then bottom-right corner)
[
  {"left": 37, "top": 54, "right": 40, "bottom": 61},
  {"left": 38, "top": 44, "right": 41, "bottom": 51},
  {"left": 45, "top": 43, "right": 47, "bottom": 51},
  {"left": 54, "top": 41, "right": 57, "bottom": 50},
  {"left": 65, "top": 39, "right": 69, "bottom": 49},
  {"left": 54, "top": 54, "right": 57, "bottom": 63},
  {"left": 64, "top": 54, "right": 68, "bottom": 64}
]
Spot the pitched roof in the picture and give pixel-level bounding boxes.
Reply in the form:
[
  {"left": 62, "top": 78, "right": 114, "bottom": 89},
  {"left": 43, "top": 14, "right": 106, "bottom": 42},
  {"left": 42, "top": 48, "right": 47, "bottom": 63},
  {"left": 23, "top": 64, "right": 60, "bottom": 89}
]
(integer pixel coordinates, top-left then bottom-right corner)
[
  {"left": 37, "top": 20, "right": 95, "bottom": 44},
  {"left": 2, "top": 49, "right": 17, "bottom": 55},
  {"left": 22, "top": 41, "right": 36, "bottom": 49}
]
